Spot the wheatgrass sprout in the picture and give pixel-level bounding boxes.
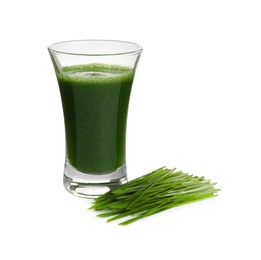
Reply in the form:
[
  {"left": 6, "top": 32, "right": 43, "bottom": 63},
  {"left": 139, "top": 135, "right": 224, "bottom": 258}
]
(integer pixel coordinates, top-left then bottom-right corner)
[{"left": 89, "top": 167, "right": 219, "bottom": 225}]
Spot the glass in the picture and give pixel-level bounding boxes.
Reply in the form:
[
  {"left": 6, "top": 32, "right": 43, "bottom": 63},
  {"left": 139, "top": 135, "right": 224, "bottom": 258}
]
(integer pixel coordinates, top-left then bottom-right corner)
[{"left": 48, "top": 40, "right": 142, "bottom": 198}]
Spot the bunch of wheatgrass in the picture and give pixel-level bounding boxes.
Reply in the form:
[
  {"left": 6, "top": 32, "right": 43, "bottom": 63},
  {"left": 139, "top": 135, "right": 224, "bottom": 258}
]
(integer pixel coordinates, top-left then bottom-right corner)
[{"left": 89, "top": 167, "right": 219, "bottom": 225}]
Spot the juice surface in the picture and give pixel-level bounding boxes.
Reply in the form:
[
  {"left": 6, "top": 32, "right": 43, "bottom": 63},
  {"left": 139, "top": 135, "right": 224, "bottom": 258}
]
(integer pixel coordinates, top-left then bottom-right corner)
[{"left": 57, "top": 64, "right": 134, "bottom": 173}]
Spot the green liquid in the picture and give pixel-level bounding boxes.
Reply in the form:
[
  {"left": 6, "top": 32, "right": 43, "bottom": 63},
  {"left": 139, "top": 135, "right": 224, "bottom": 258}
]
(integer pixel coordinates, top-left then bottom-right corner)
[{"left": 57, "top": 64, "right": 134, "bottom": 173}]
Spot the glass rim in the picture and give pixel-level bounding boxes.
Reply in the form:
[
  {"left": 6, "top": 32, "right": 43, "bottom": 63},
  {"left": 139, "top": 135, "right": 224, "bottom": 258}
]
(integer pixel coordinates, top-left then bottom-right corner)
[{"left": 48, "top": 39, "right": 143, "bottom": 56}]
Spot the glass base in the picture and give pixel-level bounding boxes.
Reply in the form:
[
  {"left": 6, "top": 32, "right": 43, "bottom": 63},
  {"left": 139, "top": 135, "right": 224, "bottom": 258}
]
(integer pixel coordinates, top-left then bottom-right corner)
[{"left": 63, "top": 163, "right": 127, "bottom": 198}]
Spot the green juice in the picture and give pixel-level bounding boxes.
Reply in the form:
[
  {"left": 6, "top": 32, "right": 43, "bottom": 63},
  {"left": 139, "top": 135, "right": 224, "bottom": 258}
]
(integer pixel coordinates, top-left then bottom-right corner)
[{"left": 57, "top": 64, "right": 134, "bottom": 174}]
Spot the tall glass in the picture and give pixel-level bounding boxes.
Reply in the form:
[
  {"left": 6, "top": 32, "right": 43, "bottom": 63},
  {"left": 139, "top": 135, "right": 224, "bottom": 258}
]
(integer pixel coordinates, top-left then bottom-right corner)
[{"left": 48, "top": 40, "right": 142, "bottom": 198}]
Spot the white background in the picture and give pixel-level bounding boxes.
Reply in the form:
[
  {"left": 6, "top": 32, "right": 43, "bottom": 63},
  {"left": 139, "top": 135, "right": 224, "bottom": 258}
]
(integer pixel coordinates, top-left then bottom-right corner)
[{"left": 1, "top": 0, "right": 261, "bottom": 259}]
